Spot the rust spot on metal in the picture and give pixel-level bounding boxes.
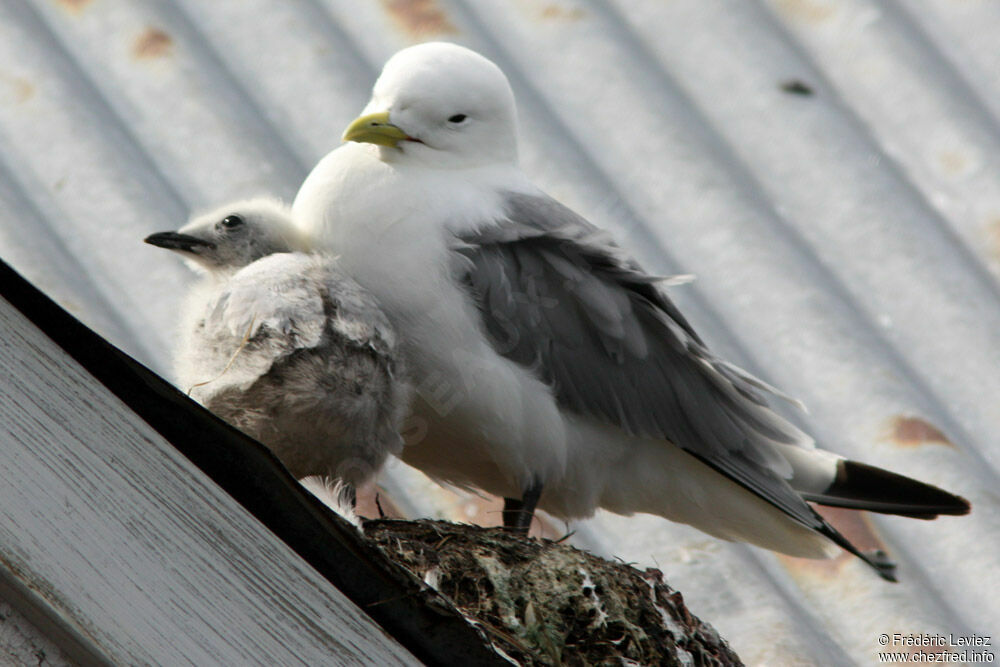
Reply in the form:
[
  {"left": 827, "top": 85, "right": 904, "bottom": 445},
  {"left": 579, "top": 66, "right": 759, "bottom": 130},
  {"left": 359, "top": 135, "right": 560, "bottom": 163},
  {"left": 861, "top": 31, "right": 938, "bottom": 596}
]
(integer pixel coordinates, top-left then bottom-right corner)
[
  {"left": 13, "top": 79, "right": 35, "bottom": 103},
  {"left": 381, "top": 0, "right": 457, "bottom": 37},
  {"left": 780, "top": 507, "right": 889, "bottom": 579},
  {"left": 56, "top": 0, "right": 93, "bottom": 13},
  {"left": 412, "top": 489, "right": 563, "bottom": 540},
  {"left": 779, "top": 550, "right": 852, "bottom": 579},
  {"left": 1, "top": 75, "right": 35, "bottom": 104},
  {"left": 888, "top": 415, "right": 953, "bottom": 448},
  {"left": 818, "top": 506, "right": 887, "bottom": 551},
  {"left": 355, "top": 483, "right": 405, "bottom": 520},
  {"left": 540, "top": 5, "right": 586, "bottom": 20},
  {"left": 133, "top": 27, "right": 173, "bottom": 60},
  {"left": 937, "top": 149, "right": 970, "bottom": 177},
  {"left": 773, "top": 0, "right": 836, "bottom": 22}
]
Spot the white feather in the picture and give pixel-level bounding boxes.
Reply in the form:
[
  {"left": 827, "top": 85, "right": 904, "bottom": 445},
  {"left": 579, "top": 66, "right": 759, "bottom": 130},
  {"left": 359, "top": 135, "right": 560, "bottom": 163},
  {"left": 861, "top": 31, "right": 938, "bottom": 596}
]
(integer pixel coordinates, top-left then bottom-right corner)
[{"left": 293, "top": 42, "right": 840, "bottom": 560}]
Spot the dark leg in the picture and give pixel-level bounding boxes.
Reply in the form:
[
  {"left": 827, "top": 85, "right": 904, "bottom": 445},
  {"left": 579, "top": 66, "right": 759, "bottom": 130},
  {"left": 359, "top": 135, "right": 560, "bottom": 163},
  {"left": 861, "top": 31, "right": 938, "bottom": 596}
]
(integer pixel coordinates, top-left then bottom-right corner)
[
  {"left": 501, "top": 496, "right": 524, "bottom": 529},
  {"left": 502, "top": 480, "right": 543, "bottom": 534}
]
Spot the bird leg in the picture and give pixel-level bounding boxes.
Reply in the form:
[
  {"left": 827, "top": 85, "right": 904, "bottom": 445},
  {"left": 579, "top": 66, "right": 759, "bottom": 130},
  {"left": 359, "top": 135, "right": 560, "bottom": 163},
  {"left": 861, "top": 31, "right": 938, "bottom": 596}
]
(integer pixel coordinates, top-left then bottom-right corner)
[{"left": 502, "top": 480, "right": 543, "bottom": 534}]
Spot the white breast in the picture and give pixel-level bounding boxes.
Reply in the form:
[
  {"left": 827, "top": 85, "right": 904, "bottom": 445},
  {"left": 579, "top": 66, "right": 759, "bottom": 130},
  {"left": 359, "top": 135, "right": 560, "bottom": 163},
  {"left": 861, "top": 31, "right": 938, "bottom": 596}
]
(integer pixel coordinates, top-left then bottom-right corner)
[{"left": 292, "top": 143, "right": 568, "bottom": 493}]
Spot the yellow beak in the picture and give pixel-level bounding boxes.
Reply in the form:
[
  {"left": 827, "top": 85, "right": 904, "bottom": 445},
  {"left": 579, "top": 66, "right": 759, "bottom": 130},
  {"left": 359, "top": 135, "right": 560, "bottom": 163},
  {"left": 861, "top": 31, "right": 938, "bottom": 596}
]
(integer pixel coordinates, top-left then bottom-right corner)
[{"left": 342, "top": 111, "right": 410, "bottom": 147}]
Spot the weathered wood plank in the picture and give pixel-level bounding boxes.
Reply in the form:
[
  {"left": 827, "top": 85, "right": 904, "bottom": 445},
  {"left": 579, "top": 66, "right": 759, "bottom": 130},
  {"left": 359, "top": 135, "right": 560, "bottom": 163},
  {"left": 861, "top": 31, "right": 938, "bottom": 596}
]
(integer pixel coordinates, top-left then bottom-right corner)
[
  {"left": 0, "top": 298, "right": 420, "bottom": 666},
  {"left": 0, "top": 258, "right": 508, "bottom": 667}
]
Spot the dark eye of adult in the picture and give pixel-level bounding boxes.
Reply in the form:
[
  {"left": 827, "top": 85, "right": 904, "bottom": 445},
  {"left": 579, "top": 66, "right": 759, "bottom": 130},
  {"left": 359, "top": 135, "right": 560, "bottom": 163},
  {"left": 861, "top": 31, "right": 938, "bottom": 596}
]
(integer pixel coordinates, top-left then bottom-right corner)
[
  {"left": 448, "top": 114, "right": 467, "bottom": 123},
  {"left": 221, "top": 215, "right": 243, "bottom": 229}
]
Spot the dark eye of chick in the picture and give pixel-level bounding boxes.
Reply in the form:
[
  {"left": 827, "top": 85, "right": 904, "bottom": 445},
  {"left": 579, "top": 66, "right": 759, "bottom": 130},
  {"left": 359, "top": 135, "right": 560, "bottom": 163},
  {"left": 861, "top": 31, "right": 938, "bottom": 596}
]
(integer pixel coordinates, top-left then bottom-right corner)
[
  {"left": 448, "top": 114, "right": 467, "bottom": 123},
  {"left": 220, "top": 215, "right": 244, "bottom": 229}
]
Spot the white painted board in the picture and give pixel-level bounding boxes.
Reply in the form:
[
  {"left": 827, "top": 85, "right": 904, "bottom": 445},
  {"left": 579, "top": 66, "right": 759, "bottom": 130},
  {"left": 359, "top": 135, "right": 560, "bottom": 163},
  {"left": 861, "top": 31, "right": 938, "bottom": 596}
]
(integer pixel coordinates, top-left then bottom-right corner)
[{"left": 0, "top": 297, "right": 419, "bottom": 667}]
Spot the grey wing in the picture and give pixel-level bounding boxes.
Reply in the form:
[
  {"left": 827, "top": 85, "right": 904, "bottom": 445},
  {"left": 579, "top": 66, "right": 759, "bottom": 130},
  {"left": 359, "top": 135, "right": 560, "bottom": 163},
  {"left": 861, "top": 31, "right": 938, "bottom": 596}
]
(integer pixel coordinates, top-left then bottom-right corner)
[{"left": 455, "top": 192, "right": 823, "bottom": 530}]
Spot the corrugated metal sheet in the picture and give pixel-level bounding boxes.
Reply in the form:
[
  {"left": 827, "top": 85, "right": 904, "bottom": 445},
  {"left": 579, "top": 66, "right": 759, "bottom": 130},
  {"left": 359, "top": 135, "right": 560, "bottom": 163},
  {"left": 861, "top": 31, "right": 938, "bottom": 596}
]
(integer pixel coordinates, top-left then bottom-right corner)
[{"left": 0, "top": 1, "right": 996, "bottom": 663}]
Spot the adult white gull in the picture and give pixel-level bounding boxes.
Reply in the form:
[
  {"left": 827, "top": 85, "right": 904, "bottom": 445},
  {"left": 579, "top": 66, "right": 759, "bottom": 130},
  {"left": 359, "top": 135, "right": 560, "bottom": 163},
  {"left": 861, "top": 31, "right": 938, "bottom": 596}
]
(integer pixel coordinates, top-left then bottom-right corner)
[{"left": 292, "top": 42, "right": 968, "bottom": 580}]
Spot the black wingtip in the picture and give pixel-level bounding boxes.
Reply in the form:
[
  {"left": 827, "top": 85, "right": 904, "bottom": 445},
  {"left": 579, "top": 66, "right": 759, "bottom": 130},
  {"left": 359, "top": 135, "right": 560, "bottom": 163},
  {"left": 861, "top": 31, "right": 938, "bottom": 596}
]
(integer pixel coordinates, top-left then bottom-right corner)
[
  {"left": 944, "top": 493, "right": 972, "bottom": 516},
  {"left": 811, "top": 460, "right": 972, "bottom": 519},
  {"left": 815, "top": 519, "right": 899, "bottom": 582},
  {"left": 864, "top": 549, "right": 899, "bottom": 583}
]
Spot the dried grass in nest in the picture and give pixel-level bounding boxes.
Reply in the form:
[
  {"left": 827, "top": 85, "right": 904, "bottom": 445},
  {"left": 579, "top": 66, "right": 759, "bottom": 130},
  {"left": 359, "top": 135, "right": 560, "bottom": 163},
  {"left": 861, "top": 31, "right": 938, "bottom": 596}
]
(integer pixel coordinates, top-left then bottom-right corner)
[{"left": 363, "top": 519, "right": 742, "bottom": 666}]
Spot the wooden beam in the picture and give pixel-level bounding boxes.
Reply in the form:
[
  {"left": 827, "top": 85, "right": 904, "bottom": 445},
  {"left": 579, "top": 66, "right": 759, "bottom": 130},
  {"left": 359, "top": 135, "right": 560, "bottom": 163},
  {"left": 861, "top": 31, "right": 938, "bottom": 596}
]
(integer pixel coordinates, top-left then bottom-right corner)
[{"left": 0, "top": 258, "right": 506, "bottom": 666}]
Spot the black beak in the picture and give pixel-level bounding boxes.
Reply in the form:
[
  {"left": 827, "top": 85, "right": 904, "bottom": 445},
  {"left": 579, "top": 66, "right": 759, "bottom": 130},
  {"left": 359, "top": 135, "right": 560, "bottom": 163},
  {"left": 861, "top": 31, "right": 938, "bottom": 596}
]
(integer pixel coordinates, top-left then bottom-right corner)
[{"left": 144, "top": 231, "right": 216, "bottom": 252}]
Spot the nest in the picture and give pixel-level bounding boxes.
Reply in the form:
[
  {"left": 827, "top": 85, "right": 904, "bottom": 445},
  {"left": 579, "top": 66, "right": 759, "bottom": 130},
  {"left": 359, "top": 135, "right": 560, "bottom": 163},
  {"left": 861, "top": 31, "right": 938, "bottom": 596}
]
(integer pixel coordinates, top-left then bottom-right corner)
[{"left": 364, "top": 519, "right": 742, "bottom": 666}]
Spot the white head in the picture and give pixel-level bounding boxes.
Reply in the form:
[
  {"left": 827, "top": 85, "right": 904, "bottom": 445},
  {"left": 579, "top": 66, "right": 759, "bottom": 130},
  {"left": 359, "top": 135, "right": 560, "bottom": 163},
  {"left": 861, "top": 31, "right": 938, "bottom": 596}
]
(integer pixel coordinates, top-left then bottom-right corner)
[
  {"left": 145, "top": 198, "right": 306, "bottom": 272},
  {"left": 342, "top": 42, "right": 519, "bottom": 168}
]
